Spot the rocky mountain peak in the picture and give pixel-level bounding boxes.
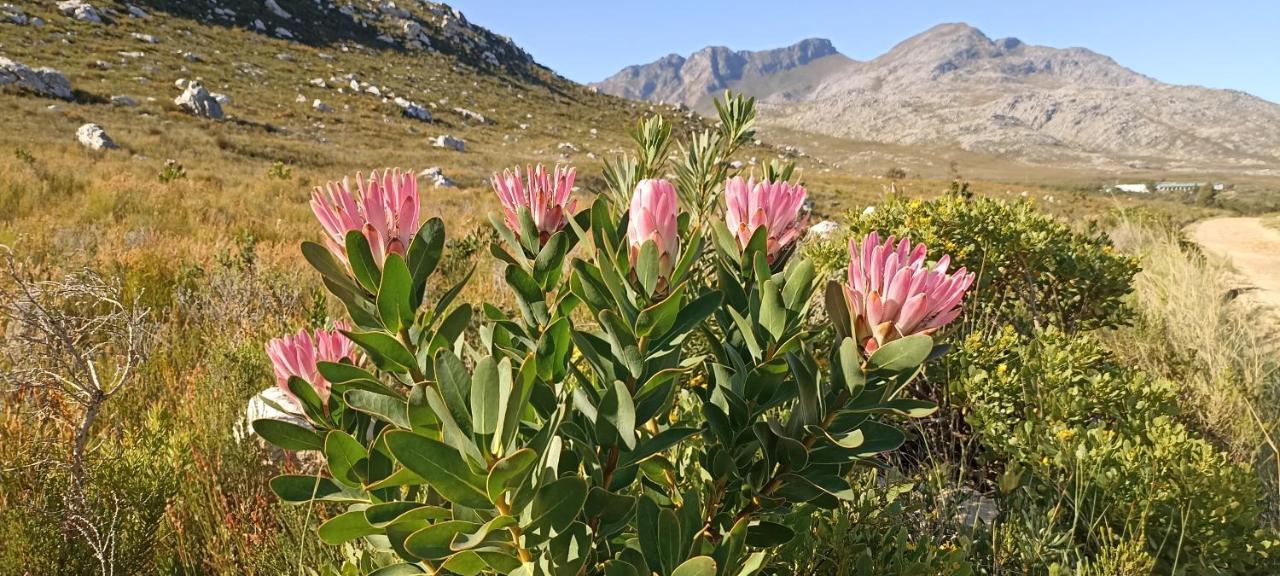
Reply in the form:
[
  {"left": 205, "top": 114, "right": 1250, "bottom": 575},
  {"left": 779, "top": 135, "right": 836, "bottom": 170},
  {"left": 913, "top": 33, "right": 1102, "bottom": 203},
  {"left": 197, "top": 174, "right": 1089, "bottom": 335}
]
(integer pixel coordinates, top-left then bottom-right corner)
[
  {"left": 593, "top": 37, "right": 850, "bottom": 108},
  {"left": 596, "top": 22, "right": 1280, "bottom": 172}
]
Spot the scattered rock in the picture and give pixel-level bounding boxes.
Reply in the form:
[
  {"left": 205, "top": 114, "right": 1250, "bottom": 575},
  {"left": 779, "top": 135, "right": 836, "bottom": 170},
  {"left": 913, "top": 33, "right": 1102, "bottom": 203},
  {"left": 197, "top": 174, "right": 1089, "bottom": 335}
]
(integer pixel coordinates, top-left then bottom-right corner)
[
  {"left": 1, "top": 3, "right": 28, "bottom": 25},
  {"left": 125, "top": 4, "right": 147, "bottom": 18},
  {"left": 308, "top": 77, "right": 326, "bottom": 88},
  {"left": 76, "top": 123, "right": 117, "bottom": 150},
  {"left": 131, "top": 32, "right": 158, "bottom": 43},
  {"left": 110, "top": 94, "right": 137, "bottom": 107},
  {"left": 57, "top": 0, "right": 101, "bottom": 23},
  {"left": 808, "top": 220, "right": 840, "bottom": 238},
  {"left": 557, "top": 142, "right": 579, "bottom": 153},
  {"left": 181, "top": 51, "right": 202, "bottom": 62},
  {"left": 453, "top": 107, "right": 486, "bottom": 123},
  {"left": 173, "top": 80, "right": 224, "bottom": 119},
  {"left": 274, "top": 27, "right": 294, "bottom": 39},
  {"left": 0, "top": 57, "right": 72, "bottom": 100},
  {"left": 211, "top": 92, "right": 230, "bottom": 105},
  {"left": 264, "top": 0, "right": 291, "bottom": 20},
  {"left": 117, "top": 51, "right": 146, "bottom": 58},
  {"left": 421, "top": 167, "right": 455, "bottom": 188},
  {"left": 312, "top": 99, "right": 331, "bottom": 112},
  {"left": 395, "top": 97, "right": 432, "bottom": 121},
  {"left": 432, "top": 134, "right": 465, "bottom": 152}
]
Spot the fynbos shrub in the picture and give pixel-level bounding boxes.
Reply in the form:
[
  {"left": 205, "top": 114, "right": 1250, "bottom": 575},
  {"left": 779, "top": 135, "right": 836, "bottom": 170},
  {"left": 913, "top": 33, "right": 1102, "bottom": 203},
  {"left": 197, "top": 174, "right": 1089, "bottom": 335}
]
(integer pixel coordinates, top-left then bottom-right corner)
[{"left": 248, "top": 94, "right": 973, "bottom": 575}]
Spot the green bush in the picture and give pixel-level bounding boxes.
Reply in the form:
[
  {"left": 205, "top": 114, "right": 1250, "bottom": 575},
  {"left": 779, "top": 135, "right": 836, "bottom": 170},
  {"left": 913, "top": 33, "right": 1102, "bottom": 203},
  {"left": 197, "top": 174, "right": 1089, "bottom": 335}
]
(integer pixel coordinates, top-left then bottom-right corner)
[
  {"left": 805, "top": 195, "right": 1139, "bottom": 335},
  {"left": 775, "top": 468, "right": 977, "bottom": 576},
  {"left": 951, "top": 327, "right": 1277, "bottom": 573}
]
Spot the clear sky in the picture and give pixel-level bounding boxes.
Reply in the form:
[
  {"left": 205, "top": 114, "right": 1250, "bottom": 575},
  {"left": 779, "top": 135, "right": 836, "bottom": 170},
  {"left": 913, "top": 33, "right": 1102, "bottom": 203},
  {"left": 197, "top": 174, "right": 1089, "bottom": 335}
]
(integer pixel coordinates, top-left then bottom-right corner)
[{"left": 450, "top": 0, "right": 1280, "bottom": 103}]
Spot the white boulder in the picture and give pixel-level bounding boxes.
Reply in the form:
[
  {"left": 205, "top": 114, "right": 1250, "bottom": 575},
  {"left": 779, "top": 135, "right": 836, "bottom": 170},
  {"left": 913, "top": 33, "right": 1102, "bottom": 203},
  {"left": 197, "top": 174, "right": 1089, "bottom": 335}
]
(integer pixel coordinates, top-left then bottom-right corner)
[
  {"left": 173, "top": 80, "right": 224, "bottom": 119},
  {"left": 808, "top": 220, "right": 840, "bottom": 238},
  {"left": 76, "top": 123, "right": 117, "bottom": 150},
  {"left": 57, "top": 0, "right": 101, "bottom": 23}
]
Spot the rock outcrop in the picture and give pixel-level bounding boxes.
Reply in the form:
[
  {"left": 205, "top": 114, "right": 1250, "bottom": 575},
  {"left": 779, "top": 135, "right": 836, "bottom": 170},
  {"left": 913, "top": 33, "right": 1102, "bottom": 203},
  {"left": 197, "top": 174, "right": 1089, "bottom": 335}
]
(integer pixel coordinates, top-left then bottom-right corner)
[
  {"left": 174, "top": 80, "right": 224, "bottom": 119},
  {"left": 432, "top": 134, "right": 465, "bottom": 152},
  {"left": 0, "top": 57, "right": 72, "bottom": 100},
  {"left": 57, "top": 0, "right": 101, "bottom": 23}
]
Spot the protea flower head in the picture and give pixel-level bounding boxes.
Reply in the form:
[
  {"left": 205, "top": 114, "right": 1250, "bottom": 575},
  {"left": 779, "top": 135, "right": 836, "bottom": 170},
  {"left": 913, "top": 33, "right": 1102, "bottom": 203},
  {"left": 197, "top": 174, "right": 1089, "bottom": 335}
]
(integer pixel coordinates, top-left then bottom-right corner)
[
  {"left": 311, "top": 168, "right": 420, "bottom": 267},
  {"left": 846, "top": 232, "right": 974, "bottom": 353},
  {"left": 724, "top": 176, "right": 809, "bottom": 263},
  {"left": 627, "top": 179, "right": 680, "bottom": 286},
  {"left": 265, "top": 322, "right": 357, "bottom": 407},
  {"left": 491, "top": 164, "right": 577, "bottom": 246}
]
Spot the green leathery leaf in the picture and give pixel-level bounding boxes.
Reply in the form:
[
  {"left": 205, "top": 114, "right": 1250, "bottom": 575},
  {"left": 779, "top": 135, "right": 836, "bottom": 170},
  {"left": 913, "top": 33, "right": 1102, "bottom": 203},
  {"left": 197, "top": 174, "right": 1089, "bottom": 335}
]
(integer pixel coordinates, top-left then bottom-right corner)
[
  {"left": 618, "top": 426, "right": 698, "bottom": 469},
  {"left": 836, "top": 336, "right": 864, "bottom": 396},
  {"left": 824, "top": 280, "right": 851, "bottom": 341},
  {"left": 302, "top": 240, "right": 359, "bottom": 292},
  {"left": 470, "top": 356, "right": 501, "bottom": 436},
  {"left": 744, "top": 520, "right": 794, "bottom": 547},
  {"left": 269, "top": 475, "right": 364, "bottom": 504},
  {"left": 635, "top": 284, "right": 684, "bottom": 339},
  {"left": 597, "top": 380, "right": 636, "bottom": 450},
  {"left": 251, "top": 419, "right": 323, "bottom": 451},
  {"left": 526, "top": 475, "right": 588, "bottom": 535},
  {"left": 486, "top": 448, "right": 537, "bottom": 503},
  {"left": 533, "top": 230, "right": 568, "bottom": 289},
  {"left": 758, "top": 279, "right": 786, "bottom": 342},
  {"left": 325, "top": 430, "right": 368, "bottom": 487},
  {"left": 384, "top": 431, "right": 491, "bottom": 509},
  {"left": 317, "top": 509, "right": 378, "bottom": 544},
  {"left": 782, "top": 259, "right": 815, "bottom": 310},
  {"left": 403, "top": 520, "right": 480, "bottom": 560},
  {"left": 433, "top": 350, "right": 474, "bottom": 434},
  {"left": 343, "top": 390, "right": 409, "bottom": 429},
  {"left": 342, "top": 330, "right": 417, "bottom": 374},
  {"left": 450, "top": 515, "right": 516, "bottom": 551},
  {"left": 636, "top": 239, "right": 660, "bottom": 297},
  {"left": 866, "top": 334, "right": 933, "bottom": 374},
  {"left": 345, "top": 230, "right": 382, "bottom": 294},
  {"left": 657, "top": 507, "right": 682, "bottom": 575},
  {"left": 377, "top": 253, "right": 414, "bottom": 333},
  {"left": 672, "top": 556, "right": 718, "bottom": 576},
  {"left": 407, "top": 218, "right": 445, "bottom": 303}
]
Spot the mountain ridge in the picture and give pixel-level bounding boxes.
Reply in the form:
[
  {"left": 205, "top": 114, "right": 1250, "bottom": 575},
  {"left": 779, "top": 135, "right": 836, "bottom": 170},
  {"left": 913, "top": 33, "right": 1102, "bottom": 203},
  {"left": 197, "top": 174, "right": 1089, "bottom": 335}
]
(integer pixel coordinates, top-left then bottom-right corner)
[{"left": 594, "top": 23, "right": 1280, "bottom": 173}]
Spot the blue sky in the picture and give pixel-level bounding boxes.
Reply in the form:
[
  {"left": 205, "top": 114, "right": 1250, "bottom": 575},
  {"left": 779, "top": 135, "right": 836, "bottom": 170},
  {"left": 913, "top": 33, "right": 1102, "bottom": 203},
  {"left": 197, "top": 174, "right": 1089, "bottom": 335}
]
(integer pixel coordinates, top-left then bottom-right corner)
[{"left": 451, "top": 1, "right": 1280, "bottom": 103}]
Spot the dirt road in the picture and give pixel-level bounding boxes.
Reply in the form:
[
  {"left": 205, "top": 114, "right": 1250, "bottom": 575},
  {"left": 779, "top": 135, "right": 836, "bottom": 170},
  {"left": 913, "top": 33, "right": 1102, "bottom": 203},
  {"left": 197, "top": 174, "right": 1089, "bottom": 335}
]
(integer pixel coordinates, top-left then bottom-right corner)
[{"left": 1189, "top": 217, "right": 1280, "bottom": 308}]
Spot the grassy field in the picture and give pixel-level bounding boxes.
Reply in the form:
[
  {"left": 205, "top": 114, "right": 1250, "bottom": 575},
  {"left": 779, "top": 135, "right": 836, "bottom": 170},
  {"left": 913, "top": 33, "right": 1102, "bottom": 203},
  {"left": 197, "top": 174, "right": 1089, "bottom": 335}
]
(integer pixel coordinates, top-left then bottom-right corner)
[{"left": 1, "top": 3, "right": 1278, "bottom": 575}]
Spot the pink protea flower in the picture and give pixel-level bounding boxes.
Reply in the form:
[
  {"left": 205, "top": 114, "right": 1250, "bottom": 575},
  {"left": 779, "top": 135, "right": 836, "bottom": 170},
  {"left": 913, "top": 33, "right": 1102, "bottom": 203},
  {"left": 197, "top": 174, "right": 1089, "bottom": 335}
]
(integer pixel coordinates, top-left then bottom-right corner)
[
  {"left": 491, "top": 164, "right": 577, "bottom": 246},
  {"left": 311, "top": 168, "right": 420, "bottom": 267},
  {"left": 627, "top": 179, "right": 680, "bottom": 286},
  {"left": 846, "top": 232, "right": 975, "bottom": 353},
  {"left": 265, "top": 322, "right": 357, "bottom": 408},
  {"left": 724, "top": 176, "right": 809, "bottom": 263}
]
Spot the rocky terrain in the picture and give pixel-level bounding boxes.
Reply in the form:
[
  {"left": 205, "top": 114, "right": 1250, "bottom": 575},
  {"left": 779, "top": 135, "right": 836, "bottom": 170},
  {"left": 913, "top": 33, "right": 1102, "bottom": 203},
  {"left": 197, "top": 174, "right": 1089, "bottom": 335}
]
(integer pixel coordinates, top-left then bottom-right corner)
[
  {"left": 593, "top": 38, "right": 855, "bottom": 112},
  {"left": 597, "top": 23, "right": 1280, "bottom": 174}
]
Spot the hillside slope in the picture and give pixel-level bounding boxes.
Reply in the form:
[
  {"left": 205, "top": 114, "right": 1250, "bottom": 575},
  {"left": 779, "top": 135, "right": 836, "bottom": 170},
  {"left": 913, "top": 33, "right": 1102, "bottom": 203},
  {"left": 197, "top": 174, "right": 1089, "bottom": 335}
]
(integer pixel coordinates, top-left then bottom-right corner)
[
  {"left": 597, "top": 23, "right": 1280, "bottom": 173},
  {"left": 0, "top": 0, "right": 701, "bottom": 205}
]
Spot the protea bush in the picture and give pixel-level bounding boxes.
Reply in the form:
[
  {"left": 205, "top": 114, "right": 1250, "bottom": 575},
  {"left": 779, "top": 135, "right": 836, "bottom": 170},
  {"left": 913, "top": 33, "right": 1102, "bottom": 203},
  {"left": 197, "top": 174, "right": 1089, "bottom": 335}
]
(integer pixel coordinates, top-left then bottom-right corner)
[{"left": 249, "top": 93, "right": 972, "bottom": 576}]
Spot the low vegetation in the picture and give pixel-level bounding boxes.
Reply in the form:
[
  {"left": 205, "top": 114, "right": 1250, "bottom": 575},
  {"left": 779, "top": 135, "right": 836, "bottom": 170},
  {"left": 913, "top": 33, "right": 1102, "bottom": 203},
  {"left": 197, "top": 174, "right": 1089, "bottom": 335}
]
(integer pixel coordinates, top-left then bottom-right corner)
[{"left": 1, "top": 3, "right": 1278, "bottom": 575}]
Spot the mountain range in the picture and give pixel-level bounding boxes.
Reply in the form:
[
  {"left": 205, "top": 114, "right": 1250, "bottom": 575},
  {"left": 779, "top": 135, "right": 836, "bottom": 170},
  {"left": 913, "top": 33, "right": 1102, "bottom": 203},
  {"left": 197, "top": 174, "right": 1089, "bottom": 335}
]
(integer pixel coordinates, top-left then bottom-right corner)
[{"left": 594, "top": 23, "right": 1280, "bottom": 173}]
